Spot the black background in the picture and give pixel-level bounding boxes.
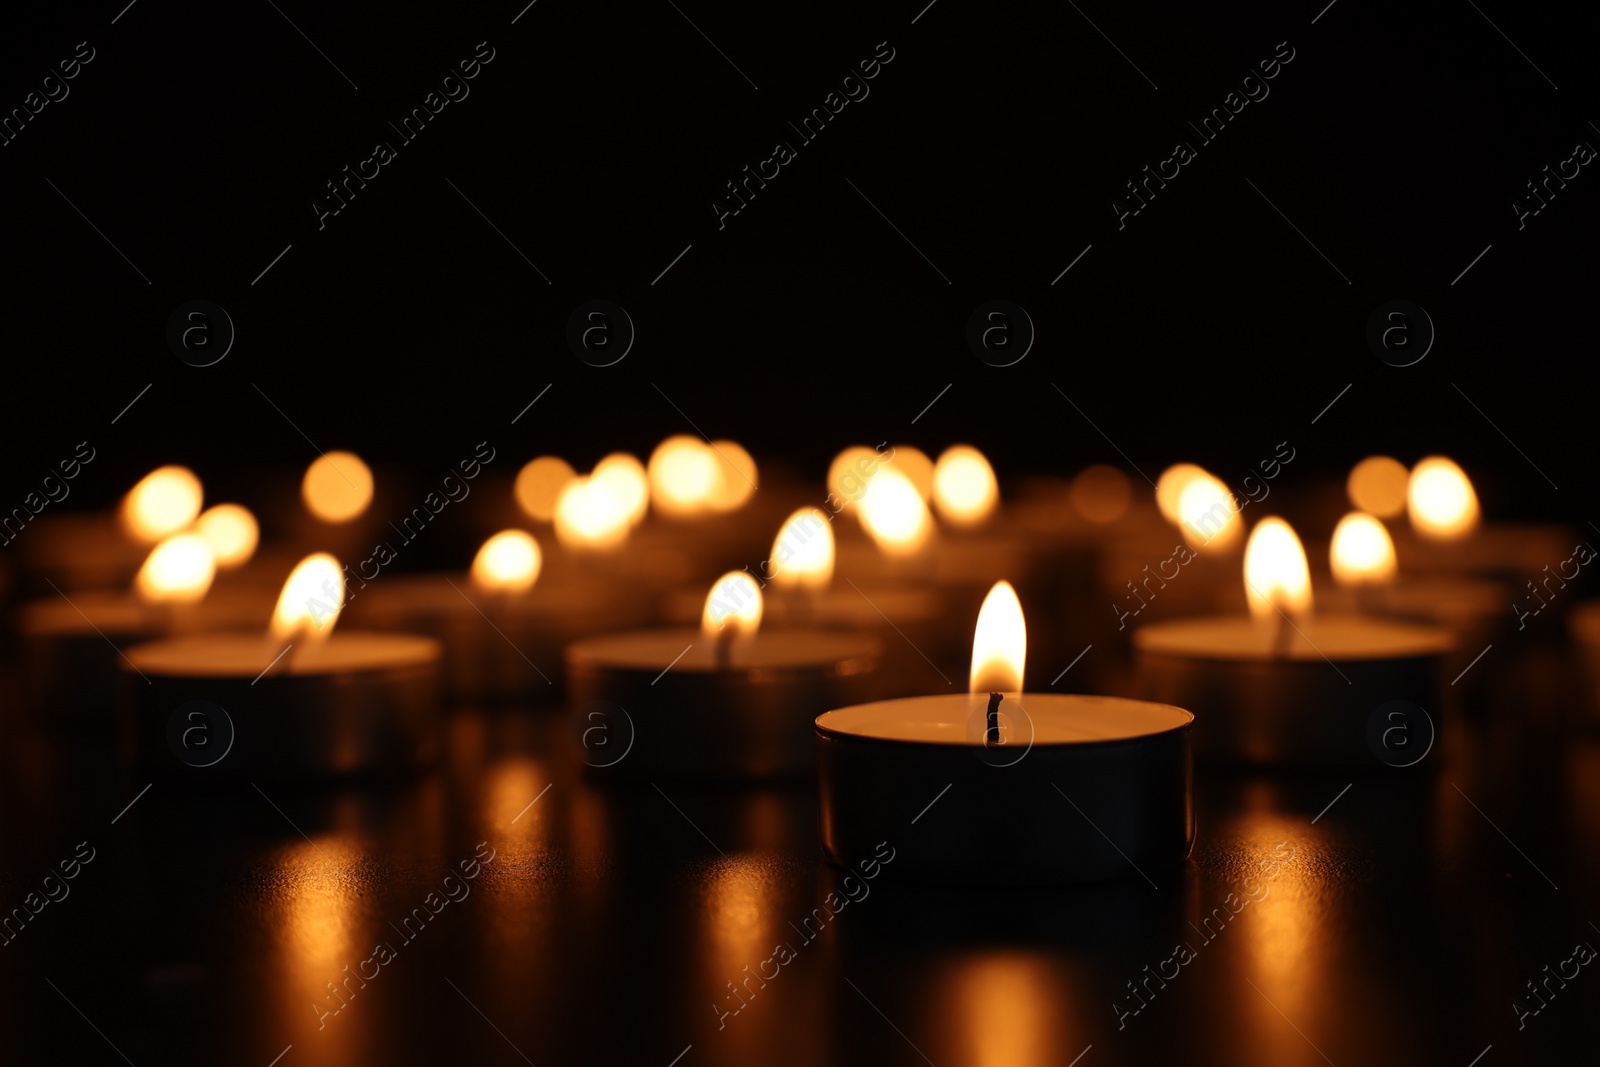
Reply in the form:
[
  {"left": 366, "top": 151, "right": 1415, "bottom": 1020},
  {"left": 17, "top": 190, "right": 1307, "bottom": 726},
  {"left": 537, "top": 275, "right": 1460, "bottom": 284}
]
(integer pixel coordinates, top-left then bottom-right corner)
[{"left": 0, "top": 0, "right": 1594, "bottom": 524}]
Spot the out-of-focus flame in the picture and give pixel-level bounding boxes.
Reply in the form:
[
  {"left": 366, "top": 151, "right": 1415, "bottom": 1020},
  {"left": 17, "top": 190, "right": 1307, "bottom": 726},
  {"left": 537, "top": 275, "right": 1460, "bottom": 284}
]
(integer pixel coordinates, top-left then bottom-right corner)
[
  {"left": 592, "top": 453, "right": 649, "bottom": 526},
  {"left": 768, "top": 508, "right": 834, "bottom": 592},
  {"left": 1071, "top": 465, "right": 1131, "bottom": 524},
  {"left": 1330, "top": 512, "right": 1397, "bottom": 587},
  {"left": 1407, "top": 456, "right": 1479, "bottom": 541},
  {"left": 554, "top": 477, "right": 631, "bottom": 551},
  {"left": 514, "top": 456, "right": 576, "bottom": 522},
  {"left": 858, "top": 467, "right": 931, "bottom": 556},
  {"left": 826, "top": 446, "right": 879, "bottom": 511},
  {"left": 970, "top": 580, "right": 1025, "bottom": 694},
  {"left": 122, "top": 466, "right": 203, "bottom": 543},
  {"left": 135, "top": 533, "right": 216, "bottom": 604},
  {"left": 1347, "top": 456, "right": 1409, "bottom": 518},
  {"left": 649, "top": 435, "right": 719, "bottom": 517},
  {"left": 706, "top": 440, "right": 758, "bottom": 512},
  {"left": 891, "top": 446, "right": 934, "bottom": 501},
  {"left": 701, "top": 571, "right": 763, "bottom": 638},
  {"left": 1155, "top": 463, "right": 1207, "bottom": 525},
  {"left": 471, "top": 530, "right": 542, "bottom": 593},
  {"left": 1244, "top": 518, "right": 1313, "bottom": 622},
  {"left": 1176, "top": 472, "right": 1242, "bottom": 552},
  {"left": 195, "top": 504, "right": 259, "bottom": 568},
  {"left": 302, "top": 451, "right": 373, "bottom": 523},
  {"left": 933, "top": 445, "right": 999, "bottom": 527},
  {"left": 271, "top": 553, "right": 345, "bottom": 642}
]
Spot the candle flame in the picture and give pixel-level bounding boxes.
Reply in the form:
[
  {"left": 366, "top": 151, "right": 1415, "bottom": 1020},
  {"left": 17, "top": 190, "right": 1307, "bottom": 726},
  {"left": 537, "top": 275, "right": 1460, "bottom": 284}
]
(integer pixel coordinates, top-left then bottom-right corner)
[
  {"left": 302, "top": 451, "right": 374, "bottom": 523},
  {"left": 706, "top": 440, "right": 758, "bottom": 512},
  {"left": 769, "top": 507, "right": 834, "bottom": 592},
  {"left": 649, "top": 435, "right": 720, "bottom": 517},
  {"left": 702, "top": 571, "right": 763, "bottom": 638},
  {"left": 1154, "top": 463, "right": 1207, "bottom": 525},
  {"left": 1244, "top": 517, "right": 1313, "bottom": 622},
  {"left": 514, "top": 456, "right": 576, "bottom": 522},
  {"left": 1330, "top": 511, "right": 1397, "bottom": 587},
  {"left": 122, "top": 465, "right": 203, "bottom": 543},
  {"left": 1347, "top": 455, "right": 1409, "bottom": 518},
  {"left": 858, "top": 467, "right": 931, "bottom": 556},
  {"left": 195, "top": 504, "right": 259, "bottom": 568},
  {"left": 271, "top": 552, "right": 345, "bottom": 642},
  {"left": 554, "top": 476, "right": 631, "bottom": 550},
  {"left": 1175, "top": 471, "right": 1242, "bottom": 552},
  {"left": 593, "top": 453, "right": 650, "bottom": 526},
  {"left": 471, "top": 529, "right": 542, "bottom": 593},
  {"left": 970, "top": 581, "right": 1025, "bottom": 694},
  {"left": 827, "top": 446, "right": 880, "bottom": 513},
  {"left": 135, "top": 533, "right": 216, "bottom": 604},
  {"left": 1407, "top": 456, "right": 1479, "bottom": 541},
  {"left": 891, "top": 446, "right": 934, "bottom": 501},
  {"left": 932, "top": 445, "right": 999, "bottom": 527}
]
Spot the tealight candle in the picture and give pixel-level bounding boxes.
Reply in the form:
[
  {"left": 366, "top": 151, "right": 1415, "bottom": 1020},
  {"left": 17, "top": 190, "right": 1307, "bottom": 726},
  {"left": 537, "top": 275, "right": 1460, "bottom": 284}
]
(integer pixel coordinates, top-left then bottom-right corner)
[
  {"left": 1390, "top": 456, "right": 1573, "bottom": 579},
  {"left": 1133, "top": 517, "right": 1452, "bottom": 766},
  {"left": 817, "top": 582, "right": 1194, "bottom": 886},
  {"left": 566, "top": 571, "right": 885, "bottom": 780},
  {"left": 119, "top": 553, "right": 441, "bottom": 780}
]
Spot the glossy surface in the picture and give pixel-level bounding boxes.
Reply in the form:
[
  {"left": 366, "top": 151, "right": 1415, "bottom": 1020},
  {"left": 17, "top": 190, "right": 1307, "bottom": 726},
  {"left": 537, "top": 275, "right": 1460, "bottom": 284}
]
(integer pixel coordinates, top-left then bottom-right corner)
[{"left": 1, "top": 643, "right": 1595, "bottom": 1065}]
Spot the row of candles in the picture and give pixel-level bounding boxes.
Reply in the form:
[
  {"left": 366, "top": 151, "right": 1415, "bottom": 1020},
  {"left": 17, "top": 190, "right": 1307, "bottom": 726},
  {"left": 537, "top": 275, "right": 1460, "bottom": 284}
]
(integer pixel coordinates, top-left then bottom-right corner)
[{"left": 6, "top": 439, "right": 1586, "bottom": 884}]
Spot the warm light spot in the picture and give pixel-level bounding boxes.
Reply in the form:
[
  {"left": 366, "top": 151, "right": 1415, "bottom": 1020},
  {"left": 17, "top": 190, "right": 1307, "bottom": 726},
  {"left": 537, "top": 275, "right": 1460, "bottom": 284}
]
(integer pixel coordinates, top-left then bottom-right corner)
[
  {"left": 271, "top": 553, "right": 345, "bottom": 641},
  {"left": 702, "top": 571, "right": 763, "bottom": 637},
  {"left": 769, "top": 508, "right": 834, "bottom": 592},
  {"left": 1407, "top": 456, "right": 1479, "bottom": 541},
  {"left": 1176, "top": 471, "right": 1242, "bottom": 552},
  {"left": 891, "top": 446, "right": 935, "bottom": 500},
  {"left": 592, "top": 453, "right": 649, "bottom": 526},
  {"left": 1347, "top": 455, "right": 1409, "bottom": 518},
  {"left": 826, "top": 446, "right": 880, "bottom": 511},
  {"left": 1155, "top": 463, "right": 1207, "bottom": 525},
  {"left": 135, "top": 534, "right": 216, "bottom": 604},
  {"left": 858, "top": 467, "right": 931, "bottom": 556},
  {"left": 933, "top": 445, "right": 999, "bottom": 527},
  {"left": 706, "top": 440, "right": 758, "bottom": 512},
  {"left": 649, "top": 435, "right": 719, "bottom": 517},
  {"left": 554, "top": 477, "right": 631, "bottom": 551},
  {"left": 1330, "top": 512, "right": 1397, "bottom": 587},
  {"left": 514, "top": 456, "right": 576, "bottom": 522},
  {"left": 971, "top": 580, "right": 1026, "bottom": 694},
  {"left": 1070, "top": 465, "right": 1131, "bottom": 524},
  {"left": 122, "top": 465, "right": 203, "bottom": 543},
  {"left": 471, "top": 530, "right": 542, "bottom": 593},
  {"left": 1244, "top": 518, "right": 1313, "bottom": 622},
  {"left": 195, "top": 504, "right": 259, "bottom": 568},
  {"left": 301, "top": 451, "right": 373, "bottom": 523}
]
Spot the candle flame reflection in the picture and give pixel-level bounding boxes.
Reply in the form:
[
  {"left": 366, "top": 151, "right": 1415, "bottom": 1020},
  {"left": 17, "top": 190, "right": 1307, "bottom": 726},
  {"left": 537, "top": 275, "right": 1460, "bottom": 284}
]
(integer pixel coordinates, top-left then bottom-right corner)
[{"left": 1244, "top": 518, "right": 1312, "bottom": 622}]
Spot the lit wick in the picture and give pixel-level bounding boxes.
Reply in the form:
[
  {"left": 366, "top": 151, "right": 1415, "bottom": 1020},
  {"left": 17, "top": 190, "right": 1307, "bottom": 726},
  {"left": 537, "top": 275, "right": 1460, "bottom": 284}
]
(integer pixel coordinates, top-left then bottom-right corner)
[
  {"left": 715, "top": 625, "right": 735, "bottom": 670},
  {"left": 986, "top": 691, "right": 1002, "bottom": 746},
  {"left": 1272, "top": 612, "right": 1293, "bottom": 658}
]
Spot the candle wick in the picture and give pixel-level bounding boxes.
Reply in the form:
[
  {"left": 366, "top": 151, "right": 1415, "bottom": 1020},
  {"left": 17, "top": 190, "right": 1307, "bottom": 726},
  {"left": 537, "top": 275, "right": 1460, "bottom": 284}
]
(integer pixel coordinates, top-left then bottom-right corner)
[
  {"left": 715, "top": 626, "right": 734, "bottom": 670},
  {"left": 986, "top": 691, "right": 1002, "bottom": 746},
  {"left": 1271, "top": 612, "right": 1293, "bottom": 658}
]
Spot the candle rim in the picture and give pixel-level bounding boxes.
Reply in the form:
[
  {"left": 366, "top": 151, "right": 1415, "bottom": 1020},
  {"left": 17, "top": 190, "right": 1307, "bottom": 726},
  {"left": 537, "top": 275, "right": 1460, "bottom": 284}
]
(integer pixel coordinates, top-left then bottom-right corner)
[{"left": 815, "top": 693, "right": 1193, "bottom": 747}]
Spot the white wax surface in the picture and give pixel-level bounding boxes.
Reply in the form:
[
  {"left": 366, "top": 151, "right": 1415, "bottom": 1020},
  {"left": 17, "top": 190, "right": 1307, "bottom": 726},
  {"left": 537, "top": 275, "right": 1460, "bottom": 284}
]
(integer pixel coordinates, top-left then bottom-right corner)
[
  {"left": 816, "top": 693, "right": 1191, "bottom": 745},
  {"left": 1133, "top": 613, "right": 1450, "bottom": 661},
  {"left": 126, "top": 632, "right": 439, "bottom": 678}
]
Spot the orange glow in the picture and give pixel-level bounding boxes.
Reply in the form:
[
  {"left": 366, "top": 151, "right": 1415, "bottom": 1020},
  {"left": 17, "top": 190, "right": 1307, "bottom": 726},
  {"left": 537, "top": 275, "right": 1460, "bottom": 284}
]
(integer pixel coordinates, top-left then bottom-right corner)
[
  {"left": 1407, "top": 456, "right": 1479, "bottom": 541},
  {"left": 933, "top": 445, "right": 999, "bottom": 527},
  {"left": 271, "top": 553, "right": 345, "bottom": 642},
  {"left": 1330, "top": 512, "right": 1397, "bottom": 587},
  {"left": 891, "top": 446, "right": 935, "bottom": 500},
  {"left": 1155, "top": 463, "right": 1207, "bottom": 524},
  {"left": 514, "top": 456, "right": 576, "bottom": 522},
  {"left": 1175, "top": 471, "right": 1242, "bottom": 552},
  {"left": 121, "top": 465, "right": 203, "bottom": 543},
  {"left": 1071, "top": 465, "right": 1131, "bottom": 523},
  {"left": 301, "top": 451, "right": 373, "bottom": 523},
  {"left": 706, "top": 440, "right": 758, "bottom": 511},
  {"left": 649, "top": 435, "right": 719, "bottom": 516},
  {"left": 592, "top": 453, "right": 649, "bottom": 526},
  {"left": 769, "top": 508, "right": 834, "bottom": 592},
  {"left": 554, "top": 477, "right": 632, "bottom": 551},
  {"left": 1346, "top": 455, "right": 1409, "bottom": 518},
  {"left": 858, "top": 467, "right": 931, "bottom": 556},
  {"left": 195, "top": 504, "right": 259, "bottom": 568},
  {"left": 702, "top": 571, "right": 763, "bottom": 638},
  {"left": 471, "top": 530, "right": 542, "bottom": 593},
  {"left": 970, "top": 581, "right": 1025, "bottom": 694},
  {"left": 1244, "top": 518, "right": 1313, "bottom": 622},
  {"left": 826, "top": 446, "right": 879, "bottom": 511},
  {"left": 135, "top": 533, "right": 216, "bottom": 604},
  {"left": 943, "top": 955, "right": 1070, "bottom": 1067}
]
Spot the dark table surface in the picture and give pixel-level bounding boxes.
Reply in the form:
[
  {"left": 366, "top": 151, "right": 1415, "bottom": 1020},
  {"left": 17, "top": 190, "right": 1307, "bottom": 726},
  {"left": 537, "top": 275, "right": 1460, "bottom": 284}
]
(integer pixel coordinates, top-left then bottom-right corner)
[{"left": 2, "top": 636, "right": 1596, "bottom": 1067}]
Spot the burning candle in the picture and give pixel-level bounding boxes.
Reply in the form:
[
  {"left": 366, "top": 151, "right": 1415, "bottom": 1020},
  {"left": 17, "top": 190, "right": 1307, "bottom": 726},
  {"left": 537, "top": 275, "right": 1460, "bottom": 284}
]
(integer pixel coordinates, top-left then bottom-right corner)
[
  {"left": 1390, "top": 456, "right": 1573, "bottom": 579},
  {"left": 566, "top": 572, "right": 886, "bottom": 780},
  {"left": 120, "top": 553, "right": 442, "bottom": 781},
  {"left": 816, "top": 581, "right": 1194, "bottom": 885},
  {"left": 1133, "top": 517, "right": 1452, "bottom": 766}
]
